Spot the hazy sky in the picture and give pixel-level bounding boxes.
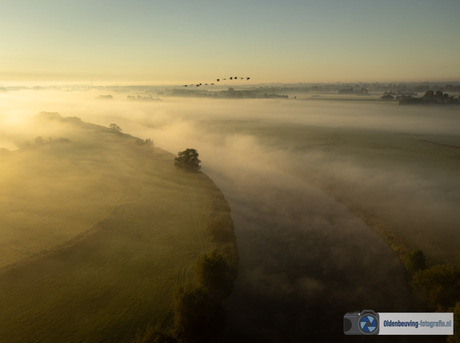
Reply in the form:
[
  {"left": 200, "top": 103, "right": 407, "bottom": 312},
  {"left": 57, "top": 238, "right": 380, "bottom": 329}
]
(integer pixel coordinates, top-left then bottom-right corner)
[{"left": 1, "top": 0, "right": 459, "bottom": 84}]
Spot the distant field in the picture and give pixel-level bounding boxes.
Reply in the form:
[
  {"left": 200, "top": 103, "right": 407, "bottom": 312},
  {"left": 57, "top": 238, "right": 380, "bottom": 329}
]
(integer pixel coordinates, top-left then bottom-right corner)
[{"left": 0, "top": 114, "right": 221, "bottom": 342}]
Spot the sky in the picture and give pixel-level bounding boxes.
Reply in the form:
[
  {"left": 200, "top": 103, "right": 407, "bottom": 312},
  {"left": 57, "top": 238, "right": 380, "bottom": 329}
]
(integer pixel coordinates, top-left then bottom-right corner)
[{"left": 1, "top": 0, "right": 459, "bottom": 84}]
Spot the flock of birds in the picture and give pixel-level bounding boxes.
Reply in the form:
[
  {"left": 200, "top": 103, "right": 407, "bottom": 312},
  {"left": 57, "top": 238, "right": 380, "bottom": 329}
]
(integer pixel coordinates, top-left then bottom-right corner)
[{"left": 184, "top": 76, "right": 251, "bottom": 87}]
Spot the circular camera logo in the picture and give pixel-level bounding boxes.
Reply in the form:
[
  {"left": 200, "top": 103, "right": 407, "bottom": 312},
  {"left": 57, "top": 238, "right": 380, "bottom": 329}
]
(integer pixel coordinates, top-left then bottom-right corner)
[{"left": 359, "top": 314, "right": 378, "bottom": 334}]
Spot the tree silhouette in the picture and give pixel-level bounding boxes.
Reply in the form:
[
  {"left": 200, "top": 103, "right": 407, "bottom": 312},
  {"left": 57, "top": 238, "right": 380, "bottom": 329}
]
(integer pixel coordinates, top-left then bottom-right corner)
[
  {"left": 411, "top": 264, "right": 460, "bottom": 310},
  {"left": 195, "top": 250, "right": 235, "bottom": 301},
  {"left": 423, "top": 90, "right": 434, "bottom": 99},
  {"left": 406, "top": 250, "right": 426, "bottom": 273},
  {"left": 109, "top": 123, "right": 122, "bottom": 133},
  {"left": 174, "top": 149, "right": 201, "bottom": 170}
]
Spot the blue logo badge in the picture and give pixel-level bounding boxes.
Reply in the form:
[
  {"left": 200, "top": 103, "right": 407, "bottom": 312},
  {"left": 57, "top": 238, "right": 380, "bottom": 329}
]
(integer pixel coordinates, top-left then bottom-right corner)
[{"left": 359, "top": 314, "right": 378, "bottom": 334}]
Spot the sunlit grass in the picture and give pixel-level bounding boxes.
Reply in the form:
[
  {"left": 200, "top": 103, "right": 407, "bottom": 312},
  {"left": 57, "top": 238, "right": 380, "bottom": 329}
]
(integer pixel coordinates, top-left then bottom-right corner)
[{"left": 0, "top": 115, "right": 217, "bottom": 342}]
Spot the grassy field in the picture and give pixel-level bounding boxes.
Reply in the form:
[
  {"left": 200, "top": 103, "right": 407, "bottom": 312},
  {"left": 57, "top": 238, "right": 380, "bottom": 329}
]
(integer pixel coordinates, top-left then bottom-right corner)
[{"left": 0, "top": 113, "right": 225, "bottom": 342}]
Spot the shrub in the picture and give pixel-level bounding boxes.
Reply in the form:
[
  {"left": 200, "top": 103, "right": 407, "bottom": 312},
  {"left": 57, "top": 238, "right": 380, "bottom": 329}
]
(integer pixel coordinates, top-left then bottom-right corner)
[{"left": 173, "top": 285, "right": 225, "bottom": 343}]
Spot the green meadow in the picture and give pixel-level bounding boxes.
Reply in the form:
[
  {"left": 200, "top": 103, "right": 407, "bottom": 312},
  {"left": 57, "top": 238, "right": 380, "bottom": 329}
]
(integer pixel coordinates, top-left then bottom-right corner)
[{"left": 0, "top": 113, "right": 227, "bottom": 342}]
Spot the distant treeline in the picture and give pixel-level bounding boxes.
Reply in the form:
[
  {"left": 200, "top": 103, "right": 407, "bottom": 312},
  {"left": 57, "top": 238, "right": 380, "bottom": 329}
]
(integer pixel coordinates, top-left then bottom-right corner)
[
  {"left": 338, "top": 86, "right": 369, "bottom": 95},
  {"left": 380, "top": 90, "right": 460, "bottom": 105},
  {"left": 133, "top": 175, "right": 238, "bottom": 343},
  {"left": 397, "top": 90, "right": 460, "bottom": 105},
  {"left": 168, "top": 87, "right": 288, "bottom": 99},
  {"left": 2, "top": 81, "right": 460, "bottom": 96}
]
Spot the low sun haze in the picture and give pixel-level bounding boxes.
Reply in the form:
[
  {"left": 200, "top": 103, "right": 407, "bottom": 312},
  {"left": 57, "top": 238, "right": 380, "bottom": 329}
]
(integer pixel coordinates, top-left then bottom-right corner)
[{"left": 1, "top": 0, "right": 459, "bottom": 84}]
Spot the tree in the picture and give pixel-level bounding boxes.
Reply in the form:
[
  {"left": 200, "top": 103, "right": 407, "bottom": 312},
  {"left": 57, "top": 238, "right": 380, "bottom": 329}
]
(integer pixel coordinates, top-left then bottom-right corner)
[
  {"left": 435, "top": 91, "right": 443, "bottom": 99},
  {"left": 195, "top": 250, "right": 235, "bottom": 301},
  {"left": 406, "top": 250, "right": 426, "bottom": 273},
  {"left": 174, "top": 149, "right": 201, "bottom": 171},
  {"left": 411, "top": 264, "right": 460, "bottom": 310},
  {"left": 423, "top": 90, "right": 434, "bottom": 99},
  {"left": 109, "top": 123, "right": 122, "bottom": 133}
]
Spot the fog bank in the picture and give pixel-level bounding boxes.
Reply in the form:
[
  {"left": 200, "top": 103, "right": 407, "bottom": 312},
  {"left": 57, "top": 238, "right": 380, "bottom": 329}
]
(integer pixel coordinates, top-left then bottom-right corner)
[{"left": 1, "top": 88, "right": 458, "bottom": 341}]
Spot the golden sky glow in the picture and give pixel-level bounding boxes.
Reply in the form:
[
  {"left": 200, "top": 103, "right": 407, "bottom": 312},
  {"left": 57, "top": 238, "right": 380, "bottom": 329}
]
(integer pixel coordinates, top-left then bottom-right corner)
[{"left": 1, "top": 0, "right": 459, "bottom": 84}]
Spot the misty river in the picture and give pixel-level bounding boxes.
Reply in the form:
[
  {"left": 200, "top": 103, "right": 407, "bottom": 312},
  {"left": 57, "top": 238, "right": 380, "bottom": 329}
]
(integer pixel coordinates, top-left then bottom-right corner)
[{"left": 207, "top": 164, "right": 424, "bottom": 342}]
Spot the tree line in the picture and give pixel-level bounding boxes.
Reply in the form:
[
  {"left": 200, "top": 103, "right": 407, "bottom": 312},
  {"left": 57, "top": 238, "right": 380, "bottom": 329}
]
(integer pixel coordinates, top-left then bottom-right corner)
[
  {"left": 133, "top": 151, "right": 238, "bottom": 342},
  {"left": 405, "top": 250, "right": 460, "bottom": 343}
]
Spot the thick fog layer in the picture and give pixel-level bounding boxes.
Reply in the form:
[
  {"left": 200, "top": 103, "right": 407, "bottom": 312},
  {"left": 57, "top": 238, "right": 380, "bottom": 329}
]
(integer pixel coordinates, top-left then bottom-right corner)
[{"left": 1, "top": 88, "right": 458, "bottom": 341}]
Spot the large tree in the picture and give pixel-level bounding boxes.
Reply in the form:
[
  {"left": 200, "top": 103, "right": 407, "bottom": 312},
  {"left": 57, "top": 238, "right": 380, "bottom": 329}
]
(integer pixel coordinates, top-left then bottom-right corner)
[{"left": 174, "top": 148, "right": 201, "bottom": 171}]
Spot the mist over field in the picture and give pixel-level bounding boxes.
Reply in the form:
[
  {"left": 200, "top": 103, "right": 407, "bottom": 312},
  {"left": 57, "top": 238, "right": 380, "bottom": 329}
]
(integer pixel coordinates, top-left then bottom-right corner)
[
  {"left": 1, "top": 88, "right": 459, "bottom": 341},
  {"left": 1, "top": 0, "right": 459, "bottom": 340}
]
